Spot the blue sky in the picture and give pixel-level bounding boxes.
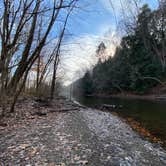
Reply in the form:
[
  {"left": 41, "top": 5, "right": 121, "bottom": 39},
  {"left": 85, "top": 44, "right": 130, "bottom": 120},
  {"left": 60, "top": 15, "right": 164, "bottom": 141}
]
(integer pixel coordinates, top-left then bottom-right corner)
[
  {"left": 66, "top": 0, "right": 158, "bottom": 37},
  {"left": 0, "top": 0, "right": 158, "bottom": 85},
  {"left": 59, "top": 0, "right": 159, "bottom": 85},
  {"left": 67, "top": 0, "right": 113, "bottom": 36}
]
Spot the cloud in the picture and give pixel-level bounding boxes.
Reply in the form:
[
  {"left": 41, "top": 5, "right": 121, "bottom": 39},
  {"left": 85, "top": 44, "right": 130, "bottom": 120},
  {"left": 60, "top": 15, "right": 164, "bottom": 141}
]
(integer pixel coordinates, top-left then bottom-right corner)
[
  {"left": 58, "top": 0, "right": 158, "bottom": 86},
  {"left": 59, "top": 35, "right": 99, "bottom": 86},
  {"left": 59, "top": 29, "right": 120, "bottom": 86}
]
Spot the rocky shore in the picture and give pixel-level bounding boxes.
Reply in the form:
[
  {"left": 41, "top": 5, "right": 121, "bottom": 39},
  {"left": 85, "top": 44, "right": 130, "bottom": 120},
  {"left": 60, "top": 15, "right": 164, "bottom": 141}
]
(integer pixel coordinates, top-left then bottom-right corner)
[{"left": 0, "top": 97, "right": 166, "bottom": 165}]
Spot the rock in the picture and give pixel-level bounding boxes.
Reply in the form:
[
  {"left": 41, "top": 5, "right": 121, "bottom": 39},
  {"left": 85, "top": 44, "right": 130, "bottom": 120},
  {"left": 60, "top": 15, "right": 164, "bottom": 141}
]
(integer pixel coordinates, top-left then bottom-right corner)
[
  {"left": 31, "top": 111, "right": 47, "bottom": 116},
  {"left": 0, "top": 122, "right": 7, "bottom": 127},
  {"left": 76, "top": 160, "right": 88, "bottom": 165}
]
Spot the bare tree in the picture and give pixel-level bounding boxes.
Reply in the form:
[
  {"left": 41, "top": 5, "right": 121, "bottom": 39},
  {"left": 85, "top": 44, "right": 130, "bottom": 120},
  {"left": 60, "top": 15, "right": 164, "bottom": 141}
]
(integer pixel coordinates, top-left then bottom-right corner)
[
  {"left": 0, "top": 0, "right": 79, "bottom": 113},
  {"left": 50, "top": 7, "right": 75, "bottom": 99}
]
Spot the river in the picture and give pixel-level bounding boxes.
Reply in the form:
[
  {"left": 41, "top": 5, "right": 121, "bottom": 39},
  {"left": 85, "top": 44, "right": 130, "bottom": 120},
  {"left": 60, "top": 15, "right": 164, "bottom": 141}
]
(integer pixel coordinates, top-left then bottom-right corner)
[{"left": 74, "top": 95, "right": 166, "bottom": 147}]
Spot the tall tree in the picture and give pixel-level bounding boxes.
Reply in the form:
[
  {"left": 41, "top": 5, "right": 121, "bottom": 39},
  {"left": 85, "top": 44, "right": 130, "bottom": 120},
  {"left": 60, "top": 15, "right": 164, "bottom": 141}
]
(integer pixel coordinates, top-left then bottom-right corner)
[{"left": 0, "top": 0, "right": 79, "bottom": 113}]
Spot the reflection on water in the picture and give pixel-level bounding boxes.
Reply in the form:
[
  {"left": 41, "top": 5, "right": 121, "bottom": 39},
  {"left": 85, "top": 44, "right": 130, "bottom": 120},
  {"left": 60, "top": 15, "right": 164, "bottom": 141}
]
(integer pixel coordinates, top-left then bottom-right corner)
[{"left": 75, "top": 96, "right": 166, "bottom": 145}]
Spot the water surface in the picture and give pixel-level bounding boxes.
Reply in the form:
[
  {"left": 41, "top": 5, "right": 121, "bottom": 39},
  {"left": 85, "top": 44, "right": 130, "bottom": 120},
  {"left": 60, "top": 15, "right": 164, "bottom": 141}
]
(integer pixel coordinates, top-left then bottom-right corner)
[{"left": 75, "top": 96, "right": 166, "bottom": 146}]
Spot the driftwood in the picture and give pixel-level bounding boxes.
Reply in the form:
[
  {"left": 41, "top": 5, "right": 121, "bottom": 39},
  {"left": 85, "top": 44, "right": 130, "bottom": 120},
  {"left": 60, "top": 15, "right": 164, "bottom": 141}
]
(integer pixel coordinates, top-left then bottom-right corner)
[
  {"left": 100, "top": 104, "right": 123, "bottom": 111},
  {"left": 49, "top": 108, "right": 79, "bottom": 113},
  {"left": 31, "top": 107, "right": 79, "bottom": 116},
  {"left": 31, "top": 111, "right": 47, "bottom": 116},
  {"left": 155, "top": 96, "right": 166, "bottom": 100}
]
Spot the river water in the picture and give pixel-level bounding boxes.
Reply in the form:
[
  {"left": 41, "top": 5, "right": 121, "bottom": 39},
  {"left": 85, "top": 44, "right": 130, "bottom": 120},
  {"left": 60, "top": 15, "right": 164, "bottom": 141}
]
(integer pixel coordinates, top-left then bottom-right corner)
[{"left": 74, "top": 96, "right": 166, "bottom": 147}]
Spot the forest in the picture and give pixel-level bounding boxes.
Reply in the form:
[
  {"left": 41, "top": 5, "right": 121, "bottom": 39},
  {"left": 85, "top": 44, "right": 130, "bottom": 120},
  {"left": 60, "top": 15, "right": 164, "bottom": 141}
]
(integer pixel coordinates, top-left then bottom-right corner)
[
  {"left": 1, "top": 0, "right": 166, "bottom": 165},
  {"left": 0, "top": 0, "right": 78, "bottom": 115},
  {"left": 80, "top": 3, "right": 166, "bottom": 95}
]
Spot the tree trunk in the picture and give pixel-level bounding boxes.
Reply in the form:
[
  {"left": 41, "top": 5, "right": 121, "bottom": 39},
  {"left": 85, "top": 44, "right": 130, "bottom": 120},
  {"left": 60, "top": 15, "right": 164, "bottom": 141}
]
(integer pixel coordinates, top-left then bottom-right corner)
[{"left": 50, "top": 55, "right": 59, "bottom": 99}]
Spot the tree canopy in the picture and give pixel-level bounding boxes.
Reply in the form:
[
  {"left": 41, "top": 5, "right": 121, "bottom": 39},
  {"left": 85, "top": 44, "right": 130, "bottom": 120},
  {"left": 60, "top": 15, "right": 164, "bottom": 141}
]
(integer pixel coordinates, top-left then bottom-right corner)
[{"left": 80, "top": 3, "right": 166, "bottom": 95}]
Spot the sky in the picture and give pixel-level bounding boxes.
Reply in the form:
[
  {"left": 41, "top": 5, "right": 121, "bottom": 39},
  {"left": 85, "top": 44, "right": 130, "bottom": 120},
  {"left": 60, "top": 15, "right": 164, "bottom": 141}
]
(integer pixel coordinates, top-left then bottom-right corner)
[{"left": 59, "top": 0, "right": 159, "bottom": 86}]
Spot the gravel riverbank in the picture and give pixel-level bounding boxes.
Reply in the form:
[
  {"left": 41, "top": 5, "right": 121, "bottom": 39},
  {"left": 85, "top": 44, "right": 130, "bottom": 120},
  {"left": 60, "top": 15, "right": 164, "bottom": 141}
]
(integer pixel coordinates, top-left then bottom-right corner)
[{"left": 0, "top": 98, "right": 166, "bottom": 165}]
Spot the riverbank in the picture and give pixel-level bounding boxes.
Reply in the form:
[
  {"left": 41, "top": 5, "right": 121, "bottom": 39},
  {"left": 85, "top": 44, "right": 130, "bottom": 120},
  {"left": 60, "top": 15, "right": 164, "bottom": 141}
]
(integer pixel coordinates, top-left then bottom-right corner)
[
  {"left": 89, "top": 92, "right": 166, "bottom": 101},
  {"left": 111, "top": 111, "right": 166, "bottom": 147},
  {"left": 75, "top": 95, "right": 166, "bottom": 148},
  {"left": 0, "top": 96, "right": 81, "bottom": 128},
  {"left": 0, "top": 97, "right": 166, "bottom": 165}
]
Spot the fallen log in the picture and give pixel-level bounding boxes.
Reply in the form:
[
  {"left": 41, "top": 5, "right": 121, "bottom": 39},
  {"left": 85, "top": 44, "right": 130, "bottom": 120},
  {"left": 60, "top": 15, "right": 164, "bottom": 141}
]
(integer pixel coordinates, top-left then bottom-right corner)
[
  {"left": 155, "top": 96, "right": 166, "bottom": 101},
  {"left": 31, "top": 111, "right": 47, "bottom": 116},
  {"left": 49, "top": 108, "right": 79, "bottom": 113},
  {"left": 100, "top": 104, "right": 123, "bottom": 111}
]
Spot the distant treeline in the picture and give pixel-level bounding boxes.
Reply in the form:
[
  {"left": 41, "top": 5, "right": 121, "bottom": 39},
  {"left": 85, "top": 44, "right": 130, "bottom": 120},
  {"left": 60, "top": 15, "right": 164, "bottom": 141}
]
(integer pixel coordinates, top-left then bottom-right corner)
[{"left": 75, "top": 4, "right": 166, "bottom": 95}]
